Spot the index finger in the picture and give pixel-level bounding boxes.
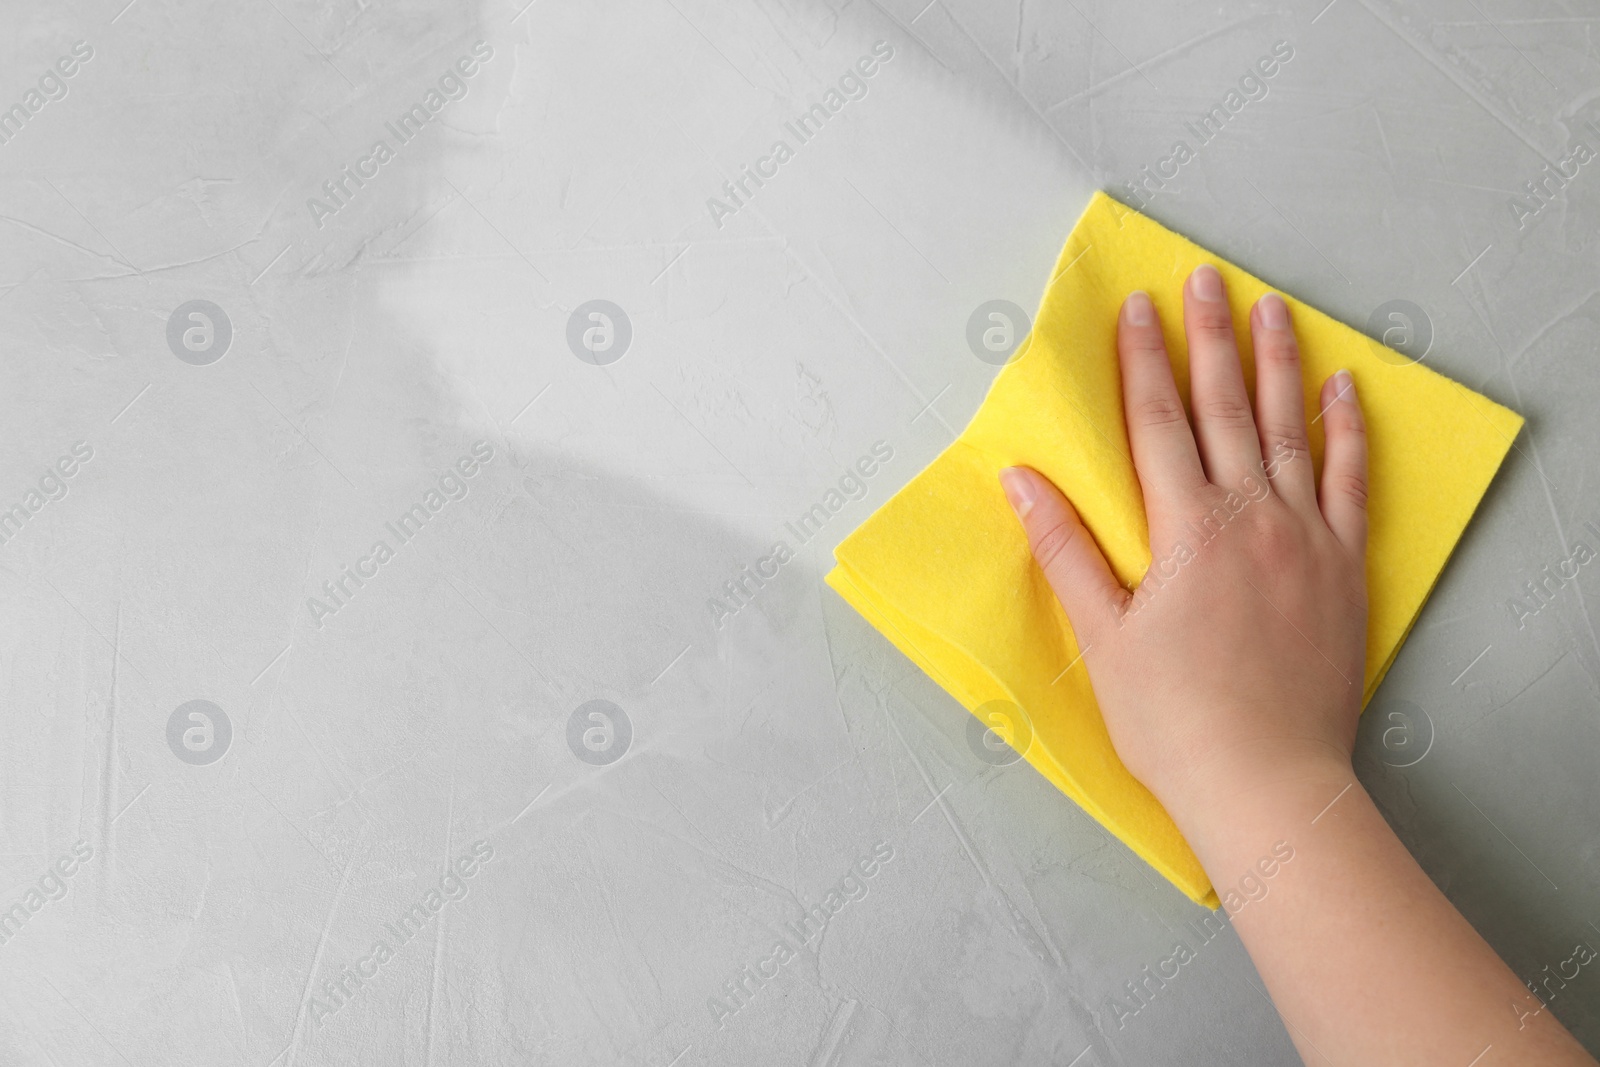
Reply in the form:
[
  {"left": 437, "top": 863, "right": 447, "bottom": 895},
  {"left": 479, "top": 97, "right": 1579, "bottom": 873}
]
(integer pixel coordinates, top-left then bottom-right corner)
[{"left": 1118, "top": 291, "right": 1208, "bottom": 509}]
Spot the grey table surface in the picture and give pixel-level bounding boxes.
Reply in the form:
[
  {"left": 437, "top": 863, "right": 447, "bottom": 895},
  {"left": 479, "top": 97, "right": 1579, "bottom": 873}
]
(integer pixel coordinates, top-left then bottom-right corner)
[{"left": 1, "top": 0, "right": 1596, "bottom": 1064}]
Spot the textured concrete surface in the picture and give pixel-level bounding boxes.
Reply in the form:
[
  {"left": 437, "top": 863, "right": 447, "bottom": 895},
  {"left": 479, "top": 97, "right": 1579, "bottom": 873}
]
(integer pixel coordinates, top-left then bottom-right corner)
[{"left": 0, "top": 1, "right": 1596, "bottom": 1064}]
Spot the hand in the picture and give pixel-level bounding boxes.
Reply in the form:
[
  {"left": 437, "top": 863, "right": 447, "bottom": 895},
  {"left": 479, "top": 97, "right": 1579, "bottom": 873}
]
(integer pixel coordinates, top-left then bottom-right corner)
[
  {"left": 999, "top": 265, "right": 1598, "bottom": 1066},
  {"left": 998, "top": 264, "right": 1369, "bottom": 828}
]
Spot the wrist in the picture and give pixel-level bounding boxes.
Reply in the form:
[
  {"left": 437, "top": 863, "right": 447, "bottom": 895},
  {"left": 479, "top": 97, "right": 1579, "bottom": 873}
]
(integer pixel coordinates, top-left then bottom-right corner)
[{"left": 1158, "top": 738, "right": 1357, "bottom": 861}]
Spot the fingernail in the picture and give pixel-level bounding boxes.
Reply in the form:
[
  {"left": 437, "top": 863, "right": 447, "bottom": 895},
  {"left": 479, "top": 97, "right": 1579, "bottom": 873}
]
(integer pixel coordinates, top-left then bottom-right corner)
[
  {"left": 1124, "top": 290, "right": 1154, "bottom": 326},
  {"left": 1258, "top": 292, "right": 1288, "bottom": 329},
  {"left": 1333, "top": 369, "right": 1354, "bottom": 398},
  {"left": 999, "top": 467, "right": 1036, "bottom": 519},
  {"left": 1191, "top": 264, "right": 1223, "bottom": 302}
]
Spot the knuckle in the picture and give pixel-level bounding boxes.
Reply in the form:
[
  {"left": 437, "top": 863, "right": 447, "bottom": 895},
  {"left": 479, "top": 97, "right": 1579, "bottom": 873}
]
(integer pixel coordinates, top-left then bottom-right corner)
[
  {"left": 1031, "top": 518, "right": 1081, "bottom": 574},
  {"left": 1131, "top": 392, "right": 1189, "bottom": 429},
  {"left": 1199, "top": 393, "right": 1254, "bottom": 426},
  {"left": 1183, "top": 488, "right": 1249, "bottom": 537},
  {"left": 1330, "top": 471, "right": 1369, "bottom": 511},
  {"left": 1189, "top": 484, "right": 1226, "bottom": 511},
  {"left": 1255, "top": 334, "right": 1300, "bottom": 367},
  {"left": 1247, "top": 518, "right": 1304, "bottom": 568},
  {"left": 1264, "top": 430, "right": 1310, "bottom": 463},
  {"left": 1189, "top": 317, "right": 1235, "bottom": 344}
]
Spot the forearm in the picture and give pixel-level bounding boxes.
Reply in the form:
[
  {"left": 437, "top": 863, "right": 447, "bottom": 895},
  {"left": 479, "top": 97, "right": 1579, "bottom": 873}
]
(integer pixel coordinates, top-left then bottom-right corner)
[{"left": 1171, "top": 756, "right": 1596, "bottom": 1066}]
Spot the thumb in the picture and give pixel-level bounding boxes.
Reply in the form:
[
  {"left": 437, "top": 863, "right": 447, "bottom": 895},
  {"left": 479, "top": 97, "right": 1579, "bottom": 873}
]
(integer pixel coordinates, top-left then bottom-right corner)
[{"left": 999, "top": 466, "right": 1126, "bottom": 641}]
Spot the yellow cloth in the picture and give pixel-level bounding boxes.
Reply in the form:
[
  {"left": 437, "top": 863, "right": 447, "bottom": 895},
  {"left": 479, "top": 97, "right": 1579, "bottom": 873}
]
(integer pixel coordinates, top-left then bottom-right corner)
[{"left": 826, "top": 190, "right": 1523, "bottom": 908}]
